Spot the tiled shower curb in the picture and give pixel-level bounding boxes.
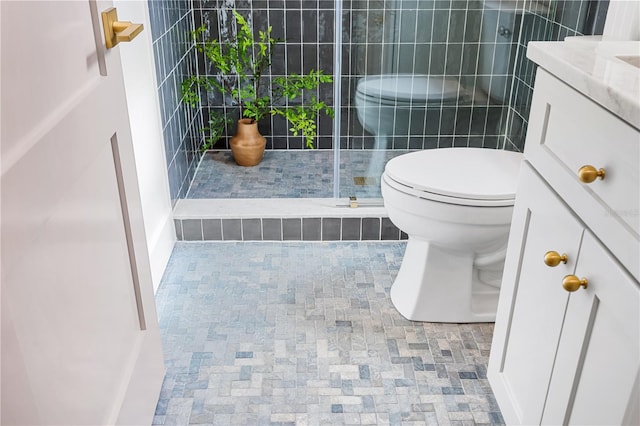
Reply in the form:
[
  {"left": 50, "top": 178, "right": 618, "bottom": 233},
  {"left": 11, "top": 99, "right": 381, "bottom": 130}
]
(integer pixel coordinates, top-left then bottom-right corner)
[{"left": 173, "top": 198, "right": 407, "bottom": 242}]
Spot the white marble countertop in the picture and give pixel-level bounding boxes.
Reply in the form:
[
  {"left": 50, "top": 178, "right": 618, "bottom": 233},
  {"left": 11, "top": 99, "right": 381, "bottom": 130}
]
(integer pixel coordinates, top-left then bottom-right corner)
[{"left": 528, "top": 39, "right": 640, "bottom": 129}]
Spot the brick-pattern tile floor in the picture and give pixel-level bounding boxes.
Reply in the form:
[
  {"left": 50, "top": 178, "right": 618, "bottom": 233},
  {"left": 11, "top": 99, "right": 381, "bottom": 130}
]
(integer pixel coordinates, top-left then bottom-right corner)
[
  {"left": 186, "top": 150, "right": 410, "bottom": 199},
  {"left": 153, "top": 242, "right": 503, "bottom": 425}
]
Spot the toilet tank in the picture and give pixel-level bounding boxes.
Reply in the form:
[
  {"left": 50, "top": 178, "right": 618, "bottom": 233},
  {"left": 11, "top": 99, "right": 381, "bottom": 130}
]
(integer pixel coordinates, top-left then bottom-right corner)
[{"left": 478, "top": 0, "right": 543, "bottom": 103}]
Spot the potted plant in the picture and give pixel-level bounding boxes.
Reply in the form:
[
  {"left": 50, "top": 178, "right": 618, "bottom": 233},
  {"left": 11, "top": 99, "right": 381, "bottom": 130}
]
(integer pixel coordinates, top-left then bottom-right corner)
[{"left": 181, "top": 11, "right": 334, "bottom": 166}]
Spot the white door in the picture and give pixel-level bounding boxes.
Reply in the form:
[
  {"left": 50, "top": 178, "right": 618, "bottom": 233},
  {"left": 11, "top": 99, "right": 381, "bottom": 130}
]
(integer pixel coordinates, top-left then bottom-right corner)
[{"left": 1, "top": 1, "right": 165, "bottom": 425}]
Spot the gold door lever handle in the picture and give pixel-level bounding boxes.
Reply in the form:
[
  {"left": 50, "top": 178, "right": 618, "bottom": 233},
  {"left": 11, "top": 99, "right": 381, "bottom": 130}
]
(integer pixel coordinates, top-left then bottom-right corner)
[
  {"left": 102, "top": 8, "right": 144, "bottom": 49},
  {"left": 113, "top": 21, "right": 144, "bottom": 43}
]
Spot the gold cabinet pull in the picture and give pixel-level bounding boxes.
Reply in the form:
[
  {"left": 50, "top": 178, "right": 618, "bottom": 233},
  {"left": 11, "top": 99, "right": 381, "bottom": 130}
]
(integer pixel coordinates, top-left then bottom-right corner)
[
  {"left": 578, "top": 165, "right": 605, "bottom": 183},
  {"left": 562, "top": 275, "right": 588, "bottom": 292},
  {"left": 102, "top": 7, "right": 144, "bottom": 49},
  {"left": 544, "top": 251, "right": 568, "bottom": 267}
]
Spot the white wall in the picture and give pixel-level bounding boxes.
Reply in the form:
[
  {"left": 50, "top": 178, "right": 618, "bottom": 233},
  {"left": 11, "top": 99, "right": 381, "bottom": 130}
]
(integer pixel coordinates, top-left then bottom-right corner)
[{"left": 114, "top": 0, "right": 175, "bottom": 293}]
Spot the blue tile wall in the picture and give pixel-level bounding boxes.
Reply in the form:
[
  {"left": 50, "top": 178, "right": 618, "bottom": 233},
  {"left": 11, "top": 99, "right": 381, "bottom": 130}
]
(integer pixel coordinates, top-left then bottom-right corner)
[
  {"left": 505, "top": 0, "right": 609, "bottom": 151},
  {"left": 193, "top": 0, "right": 521, "bottom": 151},
  {"left": 173, "top": 215, "right": 404, "bottom": 241},
  {"left": 148, "top": 0, "right": 203, "bottom": 203},
  {"left": 194, "top": 0, "right": 336, "bottom": 150},
  {"left": 342, "top": 0, "right": 519, "bottom": 150}
]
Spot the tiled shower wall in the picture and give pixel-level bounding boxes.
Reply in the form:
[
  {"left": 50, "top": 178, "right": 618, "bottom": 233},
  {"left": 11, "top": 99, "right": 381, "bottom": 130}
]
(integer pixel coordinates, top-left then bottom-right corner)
[
  {"left": 505, "top": 0, "right": 609, "bottom": 150},
  {"left": 190, "top": 0, "right": 524, "bottom": 151},
  {"left": 343, "top": 0, "right": 520, "bottom": 150},
  {"left": 148, "top": 0, "right": 203, "bottom": 202},
  {"left": 194, "top": 0, "right": 336, "bottom": 150}
]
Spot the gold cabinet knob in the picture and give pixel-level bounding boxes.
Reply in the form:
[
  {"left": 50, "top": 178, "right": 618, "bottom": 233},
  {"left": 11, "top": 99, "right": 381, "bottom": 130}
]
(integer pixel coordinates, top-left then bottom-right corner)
[
  {"left": 544, "top": 251, "right": 568, "bottom": 267},
  {"left": 578, "top": 165, "right": 605, "bottom": 183},
  {"left": 562, "top": 275, "right": 588, "bottom": 292}
]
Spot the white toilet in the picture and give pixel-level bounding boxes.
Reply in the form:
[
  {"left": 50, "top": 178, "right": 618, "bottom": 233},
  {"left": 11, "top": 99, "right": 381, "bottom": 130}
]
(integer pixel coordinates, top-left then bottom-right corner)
[
  {"left": 354, "top": 0, "right": 527, "bottom": 322},
  {"left": 381, "top": 148, "right": 522, "bottom": 322}
]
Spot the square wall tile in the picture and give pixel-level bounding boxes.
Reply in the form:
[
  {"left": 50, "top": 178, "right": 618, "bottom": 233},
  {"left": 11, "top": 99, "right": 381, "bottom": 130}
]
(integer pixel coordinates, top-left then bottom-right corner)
[
  {"left": 302, "top": 218, "right": 322, "bottom": 241},
  {"left": 342, "top": 218, "right": 361, "bottom": 240},
  {"left": 174, "top": 219, "right": 183, "bottom": 240},
  {"left": 242, "top": 219, "right": 262, "bottom": 240},
  {"left": 283, "top": 218, "right": 302, "bottom": 241},
  {"left": 381, "top": 218, "right": 400, "bottom": 240},
  {"left": 322, "top": 218, "right": 341, "bottom": 240},
  {"left": 202, "top": 219, "right": 222, "bottom": 240},
  {"left": 182, "top": 219, "right": 203, "bottom": 241},
  {"left": 362, "top": 218, "right": 381, "bottom": 240},
  {"left": 222, "top": 219, "right": 242, "bottom": 240},
  {"left": 262, "top": 219, "right": 282, "bottom": 241}
]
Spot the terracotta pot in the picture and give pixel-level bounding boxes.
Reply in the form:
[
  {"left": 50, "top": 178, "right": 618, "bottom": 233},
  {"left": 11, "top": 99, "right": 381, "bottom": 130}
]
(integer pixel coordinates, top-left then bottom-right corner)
[{"left": 229, "top": 118, "right": 267, "bottom": 166}]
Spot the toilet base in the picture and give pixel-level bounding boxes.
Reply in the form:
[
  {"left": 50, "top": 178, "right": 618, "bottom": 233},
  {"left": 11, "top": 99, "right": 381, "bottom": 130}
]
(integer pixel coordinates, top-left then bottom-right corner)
[{"left": 390, "top": 238, "right": 499, "bottom": 323}]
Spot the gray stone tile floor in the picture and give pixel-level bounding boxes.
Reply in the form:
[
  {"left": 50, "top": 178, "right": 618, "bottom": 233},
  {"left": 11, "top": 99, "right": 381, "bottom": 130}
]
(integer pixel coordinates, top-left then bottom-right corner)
[
  {"left": 186, "top": 150, "right": 411, "bottom": 199},
  {"left": 154, "top": 241, "right": 504, "bottom": 425}
]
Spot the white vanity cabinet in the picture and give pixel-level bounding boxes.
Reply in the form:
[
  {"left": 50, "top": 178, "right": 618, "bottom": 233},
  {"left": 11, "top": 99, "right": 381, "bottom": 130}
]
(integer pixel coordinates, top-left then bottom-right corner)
[{"left": 488, "top": 68, "right": 640, "bottom": 425}]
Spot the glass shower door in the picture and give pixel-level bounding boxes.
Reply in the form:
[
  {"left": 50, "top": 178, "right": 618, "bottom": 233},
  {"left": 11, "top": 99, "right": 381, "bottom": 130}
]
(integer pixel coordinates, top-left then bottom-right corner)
[
  {"left": 337, "top": 0, "right": 405, "bottom": 200},
  {"left": 336, "top": 0, "right": 521, "bottom": 200}
]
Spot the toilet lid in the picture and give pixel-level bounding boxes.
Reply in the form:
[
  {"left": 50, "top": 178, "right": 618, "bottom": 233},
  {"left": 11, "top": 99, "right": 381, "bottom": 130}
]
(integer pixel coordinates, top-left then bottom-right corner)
[
  {"left": 384, "top": 148, "right": 522, "bottom": 205},
  {"left": 357, "top": 75, "right": 461, "bottom": 102}
]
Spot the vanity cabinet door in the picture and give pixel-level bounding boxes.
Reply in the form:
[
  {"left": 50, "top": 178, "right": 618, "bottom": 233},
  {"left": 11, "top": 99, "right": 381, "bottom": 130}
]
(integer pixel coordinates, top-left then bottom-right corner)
[
  {"left": 541, "top": 231, "right": 640, "bottom": 425},
  {"left": 490, "top": 163, "right": 640, "bottom": 425},
  {"left": 489, "top": 163, "right": 585, "bottom": 424},
  {"left": 524, "top": 69, "right": 639, "bottom": 280}
]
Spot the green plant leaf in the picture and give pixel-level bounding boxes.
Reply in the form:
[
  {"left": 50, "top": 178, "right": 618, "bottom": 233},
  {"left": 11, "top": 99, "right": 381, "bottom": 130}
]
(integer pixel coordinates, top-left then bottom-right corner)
[
  {"left": 181, "top": 9, "right": 334, "bottom": 150},
  {"left": 201, "top": 112, "right": 232, "bottom": 152}
]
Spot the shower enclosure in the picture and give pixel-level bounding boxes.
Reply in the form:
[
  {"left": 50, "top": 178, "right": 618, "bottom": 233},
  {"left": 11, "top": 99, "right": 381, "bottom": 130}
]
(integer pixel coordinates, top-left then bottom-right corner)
[
  {"left": 148, "top": 0, "right": 609, "bottom": 204},
  {"left": 341, "top": 0, "right": 520, "bottom": 200}
]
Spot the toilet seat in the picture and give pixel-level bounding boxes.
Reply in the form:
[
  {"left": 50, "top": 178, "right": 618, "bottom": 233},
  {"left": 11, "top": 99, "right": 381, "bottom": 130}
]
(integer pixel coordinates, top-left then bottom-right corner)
[
  {"left": 355, "top": 93, "right": 441, "bottom": 107},
  {"left": 383, "top": 148, "right": 522, "bottom": 207},
  {"left": 356, "top": 75, "right": 461, "bottom": 103}
]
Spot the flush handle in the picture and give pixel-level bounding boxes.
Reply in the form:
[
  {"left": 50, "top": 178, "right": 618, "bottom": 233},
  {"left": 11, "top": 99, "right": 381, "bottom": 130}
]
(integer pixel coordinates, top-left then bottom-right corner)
[
  {"left": 102, "top": 7, "right": 144, "bottom": 49},
  {"left": 498, "top": 26, "right": 512, "bottom": 38},
  {"left": 578, "top": 165, "right": 606, "bottom": 183}
]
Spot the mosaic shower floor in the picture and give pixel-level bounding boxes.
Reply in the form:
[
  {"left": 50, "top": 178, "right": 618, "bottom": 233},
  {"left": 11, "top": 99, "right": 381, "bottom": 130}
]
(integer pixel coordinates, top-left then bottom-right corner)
[
  {"left": 187, "top": 150, "right": 412, "bottom": 199},
  {"left": 153, "top": 241, "right": 504, "bottom": 425}
]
